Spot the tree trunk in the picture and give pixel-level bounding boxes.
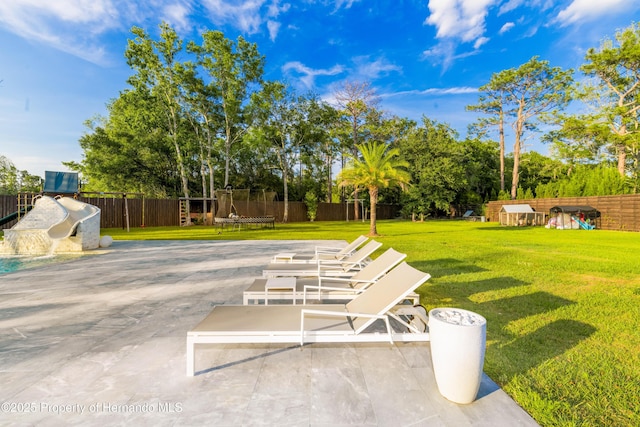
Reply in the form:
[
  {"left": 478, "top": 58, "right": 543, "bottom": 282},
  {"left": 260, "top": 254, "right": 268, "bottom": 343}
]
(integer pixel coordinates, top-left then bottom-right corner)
[
  {"left": 207, "top": 158, "right": 215, "bottom": 217},
  {"left": 205, "top": 120, "right": 215, "bottom": 221},
  {"left": 224, "top": 133, "right": 231, "bottom": 188},
  {"left": 368, "top": 187, "right": 378, "bottom": 236},
  {"left": 617, "top": 143, "right": 627, "bottom": 176},
  {"left": 223, "top": 101, "right": 232, "bottom": 188},
  {"left": 326, "top": 152, "right": 333, "bottom": 202},
  {"left": 354, "top": 189, "right": 360, "bottom": 220},
  {"left": 200, "top": 160, "right": 208, "bottom": 225},
  {"left": 281, "top": 151, "right": 289, "bottom": 223},
  {"left": 499, "top": 109, "right": 505, "bottom": 192},
  {"left": 511, "top": 103, "right": 525, "bottom": 200},
  {"left": 283, "top": 172, "right": 289, "bottom": 223},
  {"left": 170, "top": 109, "right": 191, "bottom": 225},
  {"left": 352, "top": 122, "right": 360, "bottom": 220},
  {"left": 510, "top": 138, "right": 521, "bottom": 200}
]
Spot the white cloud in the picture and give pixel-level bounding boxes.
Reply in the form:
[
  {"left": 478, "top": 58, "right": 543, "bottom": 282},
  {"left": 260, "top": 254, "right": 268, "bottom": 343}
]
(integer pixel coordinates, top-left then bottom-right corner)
[
  {"left": 423, "top": 0, "right": 496, "bottom": 70},
  {"left": 422, "top": 40, "right": 480, "bottom": 71},
  {"left": 202, "top": 0, "right": 266, "bottom": 34},
  {"left": 352, "top": 56, "right": 401, "bottom": 79},
  {"left": 268, "top": 0, "right": 290, "bottom": 17},
  {"left": 333, "top": 0, "right": 360, "bottom": 11},
  {"left": 523, "top": 24, "right": 539, "bottom": 38},
  {"left": 162, "top": 2, "right": 192, "bottom": 32},
  {"left": 498, "top": 0, "right": 553, "bottom": 16},
  {"left": 4, "top": 0, "right": 118, "bottom": 24},
  {"left": 0, "top": 0, "right": 209, "bottom": 63},
  {"left": 265, "top": 0, "right": 289, "bottom": 40},
  {"left": 0, "top": 0, "right": 120, "bottom": 64},
  {"left": 474, "top": 36, "right": 489, "bottom": 49},
  {"left": 0, "top": 0, "right": 297, "bottom": 64},
  {"left": 267, "top": 20, "right": 281, "bottom": 41},
  {"left": 0, "top": 0, "right": 119, "bottom": 33},
  {"left": 498, "top": 0, "right": 524, "bottom": 15},
  {"left": 383, "top": 87, "right": 478, "bottom": 98},
  {"left": 499, "top": 22, "right": 515, "bottom": 34},
  {"left": 425, "top": 0, "right": 496, "bottom": 43},
  {"left": 556, "top": 0, "right": 629, "bottom": 26},
  {"left": 282, "top": 61, "right": 344, "bottom": 88},
  {"left": 202, "top": 0, "right": 291, "bottom": 40}
]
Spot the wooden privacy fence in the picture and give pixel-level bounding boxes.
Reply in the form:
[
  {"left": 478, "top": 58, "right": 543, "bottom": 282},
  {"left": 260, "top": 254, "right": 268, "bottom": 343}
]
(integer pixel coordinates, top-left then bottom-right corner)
[
  {"left": 487, "top": 194, "right": 640, "bottom": 232},
  {"left": 207, "top": 200, "right": 397, "bottom": 224},
  {"left": 4, "top": 193, "right": 639, "bottom": 231},
  {"left": 233, "top": 201, "right": 398, "bottom": 223},
  {"left": 82, "top": 197, "right": 180, "bottom": 228},
  {"left": 0, "top": 195, "right": 399, "bottom": 229}
]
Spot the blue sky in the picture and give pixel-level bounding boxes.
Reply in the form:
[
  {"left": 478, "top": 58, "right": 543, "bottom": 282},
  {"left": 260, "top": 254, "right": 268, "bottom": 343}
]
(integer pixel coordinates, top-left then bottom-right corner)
[{"left": 1, "top": 0, "right": 639, "bottom": 178}]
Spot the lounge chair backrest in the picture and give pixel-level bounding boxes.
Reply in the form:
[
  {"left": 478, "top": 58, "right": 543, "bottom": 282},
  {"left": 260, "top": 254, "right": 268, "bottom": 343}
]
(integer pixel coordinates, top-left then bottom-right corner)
[
  {"left": 349, "top": 248, "right": 407, "bottom": 289},
  {"left": 339, "top": 240, "right": 382, "bottom": 270},
  {"left": 346, "top": 262, "right": 431, "bottom": 334},
  {"left": 333, "top": 235, "right": 368, "bottom": 258}
]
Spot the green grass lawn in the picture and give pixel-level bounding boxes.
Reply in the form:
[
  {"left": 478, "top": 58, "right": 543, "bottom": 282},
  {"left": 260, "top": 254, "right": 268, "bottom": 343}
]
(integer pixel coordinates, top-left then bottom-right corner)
[{"left": 103, "top": 220, "right": 640, "bottom": 426}]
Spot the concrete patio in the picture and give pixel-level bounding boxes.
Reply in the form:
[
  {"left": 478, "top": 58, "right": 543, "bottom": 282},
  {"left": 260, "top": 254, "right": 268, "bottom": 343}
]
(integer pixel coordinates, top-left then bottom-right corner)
[{"left": 0, "top": 240, "right": 539, "bottom": 426}]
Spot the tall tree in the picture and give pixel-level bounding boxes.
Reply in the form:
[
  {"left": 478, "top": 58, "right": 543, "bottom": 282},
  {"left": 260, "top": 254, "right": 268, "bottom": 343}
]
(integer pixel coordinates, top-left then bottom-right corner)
[
  {"left": 398, "top": 117, "right": 467, "bottom": 218},
  {"left": 333, "top": 80, "right": 380, "bottom": 219},
  {"left": 180, "top": 63, "right": 224, "bottom": 223},
  {"left": 467, "top": 89, "right": 507, "bottom": 191},
  {"left": 73, "top": 90, "right": 181, "bottom": 197},
  {"left": 458, "top": 138, "right": 500, "bottom": 207},
  {"left": 284, "top": 96, "right": 340, "bottom": 203},
  {"left": 543, "top": 113, "right": 611, "bottom": 171},
  {"left": 516, "top": 151, "right": 566, "bottom": 196},
  {"left": 581, "top": 22, "right": 640, "bottom": 177},
  {"left": 308, "top": 99, "right": 340, "bottom": 202},
  {"left": 125, "top": 22, "right": 193, "bottom": 222},
  {"left": 471, "top": 57, "right": 574, "bottom": 199},
  {"left": 190, "top": 31, "right": 264, "bottom": 188},
  {"left": 337, "top": 141, "right": 410, "bottom": 236},
  {"left": 248, "top": 82, "right": 321, "bottom": 222}
]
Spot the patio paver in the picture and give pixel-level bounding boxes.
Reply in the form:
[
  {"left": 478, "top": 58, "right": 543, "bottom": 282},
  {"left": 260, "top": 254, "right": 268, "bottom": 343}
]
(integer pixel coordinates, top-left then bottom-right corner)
[{"left": 0, "top": 240, "right": 539, "bottom": 426}]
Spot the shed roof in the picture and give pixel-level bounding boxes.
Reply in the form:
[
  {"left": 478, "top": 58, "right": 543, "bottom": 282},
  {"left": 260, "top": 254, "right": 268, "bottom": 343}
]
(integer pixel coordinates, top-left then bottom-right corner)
[{"left": 500, "top": 204, "right": 534, "bottom": 213}]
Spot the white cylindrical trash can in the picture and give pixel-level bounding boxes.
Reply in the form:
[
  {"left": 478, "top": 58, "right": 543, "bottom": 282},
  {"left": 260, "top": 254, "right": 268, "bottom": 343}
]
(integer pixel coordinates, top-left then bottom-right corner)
[{"left": 429, "top": 308, "right": 487, "bottom": 404}]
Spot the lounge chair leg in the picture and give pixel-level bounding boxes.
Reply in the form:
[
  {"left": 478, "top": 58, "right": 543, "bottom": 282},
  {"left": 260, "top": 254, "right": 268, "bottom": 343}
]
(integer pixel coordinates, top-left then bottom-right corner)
[{"left": 384, "top": 317, "right": 394, "bottom": 345}]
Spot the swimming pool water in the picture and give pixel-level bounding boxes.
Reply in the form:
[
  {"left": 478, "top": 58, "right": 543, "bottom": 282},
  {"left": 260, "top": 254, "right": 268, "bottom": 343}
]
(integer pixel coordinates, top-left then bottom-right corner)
[{"left": 0, "top": 254, "right": 83, "bottom": 274}]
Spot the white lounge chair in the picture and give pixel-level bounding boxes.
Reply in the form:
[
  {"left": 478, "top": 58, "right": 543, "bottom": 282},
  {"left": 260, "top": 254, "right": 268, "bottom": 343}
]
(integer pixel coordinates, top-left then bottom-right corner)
[
  {"left": 187, "top": 261, "right": 431, "bottom": 376},
  {"left": 271, "top": 235, "right": 368, "bottom": 263},
  {"left": 262, "top": 240, "right": 382, "bottom": 278},
  {"left": 244, "top": 247, "right": 410, "bottom": 304}
]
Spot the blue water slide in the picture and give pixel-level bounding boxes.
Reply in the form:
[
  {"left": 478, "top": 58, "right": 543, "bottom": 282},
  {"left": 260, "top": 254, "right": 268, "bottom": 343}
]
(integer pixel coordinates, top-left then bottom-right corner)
[{"left": 573, "top": 216, "right": 595, "bottom": 230}]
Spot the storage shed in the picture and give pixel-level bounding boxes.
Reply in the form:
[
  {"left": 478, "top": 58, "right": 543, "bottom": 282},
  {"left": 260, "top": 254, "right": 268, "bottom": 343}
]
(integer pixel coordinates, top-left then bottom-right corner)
[
  {"left": 499, "top": 204, "right": 545, "bottom": 226},
  {"left": 548, "top": 206, "right": 600, "bottom": 230}
]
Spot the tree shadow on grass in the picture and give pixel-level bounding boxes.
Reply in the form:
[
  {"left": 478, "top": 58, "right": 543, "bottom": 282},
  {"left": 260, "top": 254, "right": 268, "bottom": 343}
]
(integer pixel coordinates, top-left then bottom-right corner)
[
  {"left": 490, "top": 319, "right": 597, "bottom": 384},
  {"left": 414, "top": 270, "right": 596, "bottom": 392},
  {"left": 410, "top": 258, "right": 487, "bottom": 278},
  {"left": 477, "top": 291, "right": 575, "bottom": 324},
  {"left": 417, "top": 276, "right": 530, "bottom": 308},
  {"left": 474, "top": 291, "right": 596, "bottom": 388}
]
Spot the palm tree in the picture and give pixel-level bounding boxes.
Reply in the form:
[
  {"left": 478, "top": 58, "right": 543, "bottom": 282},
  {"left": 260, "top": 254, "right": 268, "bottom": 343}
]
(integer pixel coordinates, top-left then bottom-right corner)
[{"left": 338, "top": 141, "right": 411, "bottom": 236}]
